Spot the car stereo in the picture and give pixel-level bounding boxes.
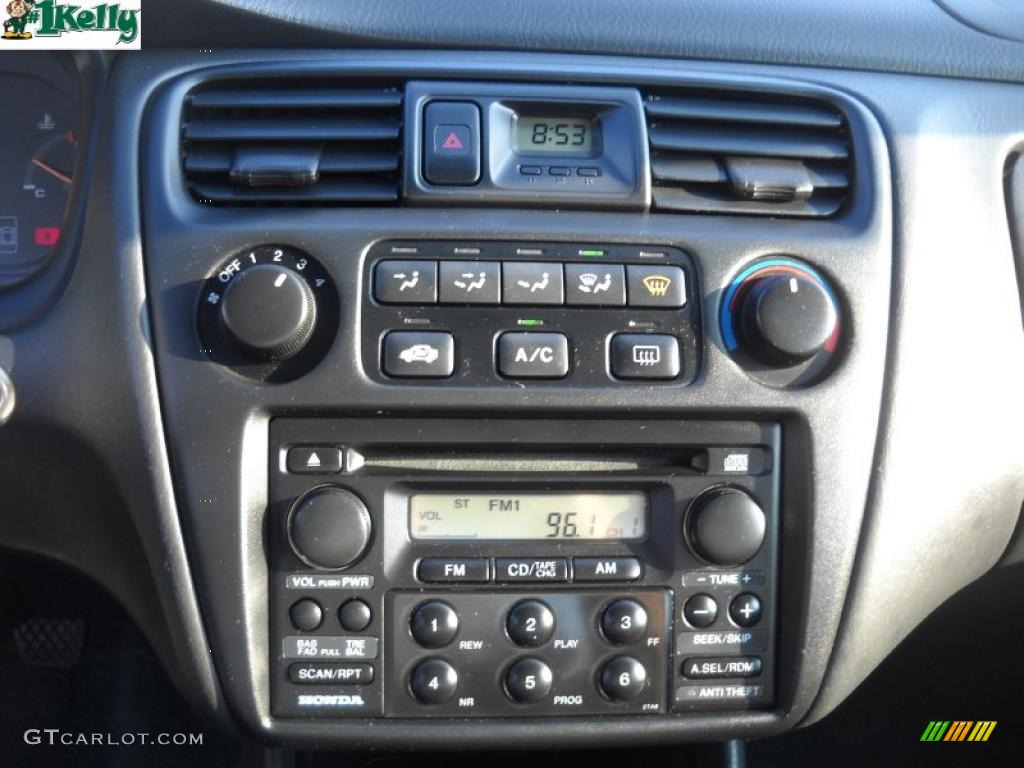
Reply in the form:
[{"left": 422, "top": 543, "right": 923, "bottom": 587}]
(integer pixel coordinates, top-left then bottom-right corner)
[{"left": 268, "top": 417, "right": 780, "bottom": 720}]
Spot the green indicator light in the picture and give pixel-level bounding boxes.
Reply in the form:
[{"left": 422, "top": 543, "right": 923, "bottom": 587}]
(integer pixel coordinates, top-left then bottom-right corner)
[
  {"left": 517, "top": 318, "right": 544, "bottom": 326},
  {"left": 579, "top": 249, "right": 605, "bottom": 257}
]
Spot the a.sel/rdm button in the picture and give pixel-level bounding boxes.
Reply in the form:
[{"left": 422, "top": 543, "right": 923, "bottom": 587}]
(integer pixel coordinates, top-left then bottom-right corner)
[{"left": 498, "top": 332, "right": 570, "bottom": 379}]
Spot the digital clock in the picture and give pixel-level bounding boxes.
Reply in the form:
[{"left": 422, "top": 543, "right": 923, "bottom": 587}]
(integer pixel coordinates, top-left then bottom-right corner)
[
  {"left": 514, "top": 115, "right": 596, "bottom": 155},
  {"left": 409, "top": 492, "right": 646, "bottom": 541}
]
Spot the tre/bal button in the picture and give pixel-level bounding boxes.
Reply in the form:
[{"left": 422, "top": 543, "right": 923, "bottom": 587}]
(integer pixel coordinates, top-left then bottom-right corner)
[{"left": 338, "top": 599, "right": 372, "bottom": 632}]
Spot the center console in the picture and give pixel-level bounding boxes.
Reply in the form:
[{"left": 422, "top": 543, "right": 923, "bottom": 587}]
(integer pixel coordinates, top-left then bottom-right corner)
[{"left": 136, "top": 52, "right": 892, "bottom": 747}]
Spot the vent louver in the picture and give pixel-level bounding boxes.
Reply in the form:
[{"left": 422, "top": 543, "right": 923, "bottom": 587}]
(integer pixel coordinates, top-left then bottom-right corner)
[
  {"left": 181, "top": 80, "right": 404, "bottom": 205},
  {"left": 644, "top": 90, "right": 851, "bottom": 217}
]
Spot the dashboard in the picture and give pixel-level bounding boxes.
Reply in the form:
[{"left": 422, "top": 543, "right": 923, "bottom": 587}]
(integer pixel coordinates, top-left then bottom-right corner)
[{"left": 1, "top": 0, "right": 1024, "bottom": 760}]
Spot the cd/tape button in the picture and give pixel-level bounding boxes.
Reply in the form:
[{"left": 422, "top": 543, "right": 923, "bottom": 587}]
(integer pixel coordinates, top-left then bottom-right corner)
[{"left": 494, "top": 557, "right": 569, "bottom": 583}]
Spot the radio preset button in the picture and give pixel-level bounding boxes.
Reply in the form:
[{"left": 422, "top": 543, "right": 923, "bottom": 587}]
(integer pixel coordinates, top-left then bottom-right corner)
[
  {"left": 409, "top": 658, "right": 459, "bottom": 705},
  {"left": 505, "top": 658, "right": 554, "bottom": 703},
  {"left": 494, "top": 557, "right": 569, "bottom": 583},
  {"left": 374, "top": 260, "right": 438, "bottom": 305},
  {"left": 289, "top": 599, "right": 323, "bottom": 632},
  {"left": 729, "top": 593, "right": 763, "bottom": 628},
  {"left": 601, "top": 599, "right": 648, "bottom": 645},
  {"left": 338, "top": 599, "right": 373, "bottom": 632},
  {"left": 683, "top": 594, "right": 718, "bottom": 628},
  {"left": 506, "top": 600, "right": 556, "bottom": 647},
  {"left": 600, "top": 656, "right": 647, "bottom": 701},
  {"left": 565, "top": 263, "right": 626, "bottom": 306},
  {"left": 573, "top": 557, "right": 642, "bottom": 582},
  {"left": 410, "top": 601, "right": 459, "bottom": 648},
  {"left": 418, "top": 557, "right": 490, "bottom": 583}
]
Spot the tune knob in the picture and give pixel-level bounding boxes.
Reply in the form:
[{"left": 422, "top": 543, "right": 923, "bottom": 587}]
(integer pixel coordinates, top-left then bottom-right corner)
[
  {"left": 287, "top": 486, "right": 371, "bottom": 570},
  {"left": 686, "top": 488, "right": 765, "bottom": 566},
  {"left": 219, "top": 263, "right": 316, "bottom": 361}
]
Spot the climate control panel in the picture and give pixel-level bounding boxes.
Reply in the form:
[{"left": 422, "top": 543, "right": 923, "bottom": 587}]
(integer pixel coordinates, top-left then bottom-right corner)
[{"left": 360, "top": 240, "right": 701, "bottom": 388}]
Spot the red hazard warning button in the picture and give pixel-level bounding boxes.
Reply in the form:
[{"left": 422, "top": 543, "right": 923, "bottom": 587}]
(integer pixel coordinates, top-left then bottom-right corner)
[
  {"left": 423, "top": 102, "right": 480, "bottom": 185},
  {"left": 441, "top": 130, "right": 465, "bottom": 150},
  {"left": 434, "top": 125, "right": 471, "bottom": 154}
]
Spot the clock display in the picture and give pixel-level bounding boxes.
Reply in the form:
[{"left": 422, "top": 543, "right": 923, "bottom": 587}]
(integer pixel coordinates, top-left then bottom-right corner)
[{"left": 515, "top": 115, "right": 596, "bottom": 154}]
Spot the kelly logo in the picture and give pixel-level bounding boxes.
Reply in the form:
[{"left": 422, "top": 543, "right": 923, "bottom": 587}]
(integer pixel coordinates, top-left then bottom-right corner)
[
  {"left": 2, "top": 0, "right": 141, "bottom": 48},
  {"left": 920, "top": 721, "right": 997, "bottom": 743}
]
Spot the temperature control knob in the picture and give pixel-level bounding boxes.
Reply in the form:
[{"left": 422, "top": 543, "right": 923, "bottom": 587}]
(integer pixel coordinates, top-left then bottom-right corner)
[
  {"left": 219, "top": 263, "right": 316, "bottom": 361},
  {"left": 287, "top": 486, "right": 371, "bottom": 570},
  {"left": 740, "top": 272, "right": 837, "bottom": 366},
  {"left": 686, "top": 488, "right": 765, "bottom": 567}
]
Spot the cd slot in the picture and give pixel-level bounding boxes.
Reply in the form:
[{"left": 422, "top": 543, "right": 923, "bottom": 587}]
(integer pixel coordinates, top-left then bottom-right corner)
[{"left": 353, "top": 448, "right": 703, "bottom": 474}]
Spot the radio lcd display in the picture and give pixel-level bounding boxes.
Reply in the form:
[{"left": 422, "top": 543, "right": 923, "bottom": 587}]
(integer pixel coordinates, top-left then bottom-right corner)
[{"left": 409, "top": 492, "right": 647, "bottom": 541}]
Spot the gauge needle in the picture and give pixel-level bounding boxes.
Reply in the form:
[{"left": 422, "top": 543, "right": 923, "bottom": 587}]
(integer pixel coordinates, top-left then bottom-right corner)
[{"left": 31, "top": 157, "right": 73, "bottom": 186}]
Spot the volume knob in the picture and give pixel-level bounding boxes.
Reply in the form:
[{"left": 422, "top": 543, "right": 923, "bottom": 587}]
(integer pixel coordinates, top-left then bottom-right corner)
[
  {"left": 219, "top": 263, "right": 316, "bottom": 361},
  {"left": 287, "top": 486, "right": 371, "bottom": 570},
  {"left": 686, "top": 488, "right": 765, "bottom": 567}
]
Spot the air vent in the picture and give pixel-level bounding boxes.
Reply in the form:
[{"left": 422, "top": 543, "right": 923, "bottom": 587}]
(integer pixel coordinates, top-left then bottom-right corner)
[
  {"left": 644, "top": 90, "right": 851, "bottom": 217},
  {"left": 182, "top": 79, "right": 403, "bottom": 205}
]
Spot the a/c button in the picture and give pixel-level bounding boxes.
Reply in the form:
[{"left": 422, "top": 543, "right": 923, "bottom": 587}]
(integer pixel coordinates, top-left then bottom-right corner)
[{"left": 498, "top": 332, "right": 570, "bottom": 379}]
